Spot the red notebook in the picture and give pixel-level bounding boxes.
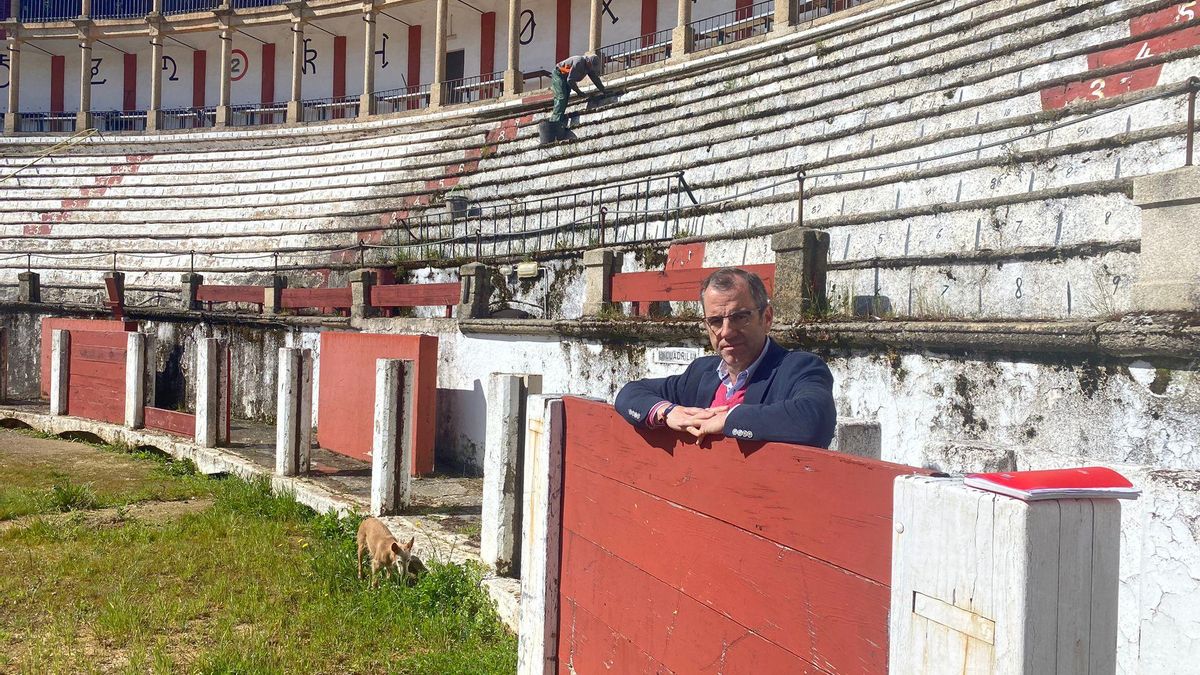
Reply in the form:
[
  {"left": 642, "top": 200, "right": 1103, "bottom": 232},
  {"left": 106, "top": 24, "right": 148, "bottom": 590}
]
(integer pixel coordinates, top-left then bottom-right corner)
[{"left": 964, "top": 466, "right": 1140, "bottom": 501}]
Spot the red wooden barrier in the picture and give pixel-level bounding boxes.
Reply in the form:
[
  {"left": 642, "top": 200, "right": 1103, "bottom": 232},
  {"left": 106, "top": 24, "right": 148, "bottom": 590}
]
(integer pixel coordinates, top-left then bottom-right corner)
[
  {"left": 66, "top": 330, "right": 127, "bottom": 425},
  {"left": 280, "top": 287, "right": 353, "bottom": 309},
  {"left": 315, "top": 332, "right": 438, "bottom": 475},
  {"left": 370, "top": 282, "right": 461, "bottom": 308},
  {"left": 556, "top": 397, "right": 928, "bottom": 674},
  {"left": 144, "top": 407, "right": 195, "bottom": 437},
  {"left": 40, "top": 318, "right": 136, "bottom": 398},
  {"left": 611, "top": 263, "right": 776, "bottom": 317},
  {"left": 195, "top": 284, "right": 266, "bottom": 306}
]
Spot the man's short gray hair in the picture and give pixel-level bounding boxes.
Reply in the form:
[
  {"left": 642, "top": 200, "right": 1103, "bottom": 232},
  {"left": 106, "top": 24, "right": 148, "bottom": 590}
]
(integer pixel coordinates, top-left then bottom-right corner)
[{"left": 699, "top": 267, "right": 771, "bottom": 310}]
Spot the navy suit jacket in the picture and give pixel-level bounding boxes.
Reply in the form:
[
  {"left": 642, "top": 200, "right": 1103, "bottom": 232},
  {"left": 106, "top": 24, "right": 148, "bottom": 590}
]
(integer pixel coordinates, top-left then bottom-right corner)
[{"left": 614, "top": 340, "right": 837, "bottom": 448}]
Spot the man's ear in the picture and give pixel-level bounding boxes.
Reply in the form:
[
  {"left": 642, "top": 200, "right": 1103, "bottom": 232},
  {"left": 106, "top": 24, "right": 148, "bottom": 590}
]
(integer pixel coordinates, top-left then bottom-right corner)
[{"left": 762, "top": 304, "right": 774, "bottom": 329}]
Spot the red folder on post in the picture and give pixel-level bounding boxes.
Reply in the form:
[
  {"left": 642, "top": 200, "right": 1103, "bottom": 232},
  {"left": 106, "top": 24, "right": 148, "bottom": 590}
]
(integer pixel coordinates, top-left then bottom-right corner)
[{"left": 964, "top": 466, "right": 1140, "bottom": 501}]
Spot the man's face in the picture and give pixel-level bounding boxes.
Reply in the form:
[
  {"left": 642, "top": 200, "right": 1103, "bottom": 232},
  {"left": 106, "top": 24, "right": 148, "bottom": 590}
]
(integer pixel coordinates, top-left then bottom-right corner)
[{"left": 701, "top": 278, "right": 773, "bottom": 375}]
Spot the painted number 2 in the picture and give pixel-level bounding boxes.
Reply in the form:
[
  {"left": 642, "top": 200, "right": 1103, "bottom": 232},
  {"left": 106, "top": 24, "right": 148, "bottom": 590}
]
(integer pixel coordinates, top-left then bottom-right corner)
[{"left": 162, "top": 55, "right": 180, "bottom": 81}]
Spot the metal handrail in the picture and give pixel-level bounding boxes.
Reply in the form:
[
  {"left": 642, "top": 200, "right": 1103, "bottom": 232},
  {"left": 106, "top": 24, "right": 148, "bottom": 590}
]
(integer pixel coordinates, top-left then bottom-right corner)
[
  {"left": 689, "top": 0, "right": 775, "bottom": 50},
  {"left": 599, "top": 28, "right": 674, "bottom": 75},
  {"left": 1, "top": 127, "right": 99, "bottom": 184}
]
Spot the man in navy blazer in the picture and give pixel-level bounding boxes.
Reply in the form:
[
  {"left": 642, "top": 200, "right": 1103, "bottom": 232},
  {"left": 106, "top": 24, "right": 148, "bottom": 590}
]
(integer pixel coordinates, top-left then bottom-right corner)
[{"left": 614, "top": 267, "right": 836, "bottom": 448}]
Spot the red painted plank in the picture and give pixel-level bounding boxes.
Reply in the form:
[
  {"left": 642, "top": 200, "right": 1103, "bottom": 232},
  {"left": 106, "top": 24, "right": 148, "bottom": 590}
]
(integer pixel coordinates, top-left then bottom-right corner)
[
  {"left": 370, "top": 282, "right": 461, "bottom": 307},
  {"left": 145, "top": 407, "right": 195, "bottom": 437},
  {"left": 640, "top": 0, "right": 656, "bottom": 40},
  {"left": 555, "top": 0, "right": 571, "bottom": 63},
  {"left": 261, "top": 43, "right": 276, "bottom": 103},
  {"left": 333, "top": 35, "right": 347, "bottom": 118},
  {"left": 556, "top": 600, "right": 676, "bottom": 675},
  {"left": 193, "top": 50, "right": 206, "bottom": 108},
  {"left": 51, "top": 55, "right": 65, "bottom": 113},
  {"left": 561, "top": 464, "right": 890, "bottom": 674},
  {"left": 562, "top": 397, "right": 925, "bottom": 584},
  {"left": 559, "top": 531, "right": 832, "bottom": 674},
  {"left": 407, "top": 25, "right": 422, "bottom": 109},
  {"left": 666, "top": 242, "right": 705, "bottom": 269},
  {"left": 63, "top": 330, "right": 127, "bottom": 425},
  {"left": 196, "top": 284, "right": 266, "bottom": 305},
  {"left": 315, "top": 333, "right": 437, "bottom": 475},
  {"left": 123, "top": 53, "right": 137, "bottom": 111},
  {"left": 611, "top": 264, "right": 776, "bottom": 303},
  {"left": 40, "top": 319, "right": 136, "bottom": 398},
  {"left": 480, "top": 12, "right": 496, "bottom": 76},
  {"left": 280, "top": 287, "right": 353, "bottom": 309}
]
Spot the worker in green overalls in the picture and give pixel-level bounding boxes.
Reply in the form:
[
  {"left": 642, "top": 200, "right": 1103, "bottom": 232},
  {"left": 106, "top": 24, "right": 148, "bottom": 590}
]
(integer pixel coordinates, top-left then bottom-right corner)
[{"left": 549, "top": 53, "right": 607, "bottom": 125}]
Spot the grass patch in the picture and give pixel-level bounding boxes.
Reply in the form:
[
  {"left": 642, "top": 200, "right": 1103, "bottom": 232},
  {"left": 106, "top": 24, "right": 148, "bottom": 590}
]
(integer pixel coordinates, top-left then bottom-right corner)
[
  {"left": 0, "top": 458, "right": 515, "bottom": 672},
  {"left": 0, "top": 429, "right": 214, "bottom": 520}
]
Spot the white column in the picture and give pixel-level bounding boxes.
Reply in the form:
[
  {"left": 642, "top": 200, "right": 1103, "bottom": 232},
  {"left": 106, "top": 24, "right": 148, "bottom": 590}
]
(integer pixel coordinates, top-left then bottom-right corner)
[
  {"left": 360, "top": 7, "right": 377, "bottom": 116},
  {"left": 275, "top": 347, "right": 313, "bottom": 476},
  {"left": 215, "top": 26, "right": 234, "bottom": 126},
  {"left": 287, "top": 19, "right": 305, "bottom": 122},
  {"left": 671, "top": 0, "right": 692, "bottom": 59},
  {"left": 49, "top": 330, "right": 71, "bottom": 416},
  {"left": 124, "top": 332, "right": 146, "bottom": 429},
  {"left": 588, "top": 0, "right": 601, "bottom": 54},
  {"left": 147, "top": 33, "right": 164, "bottom": 131},
  {"left": 482, "top": 374, "right": 522, "bottom": 575},
  {"left": 889, "top": 476, "right": 1121, "bottom": 674},
  {"left": 4, "top": 38, "right": 19, "bottom": 134},
  {"left": 502, "top": 0, "right": 521, "bottom": 95},
  {"left": 77, "top": 37, "right": 93, "bottom": 130},
  {"left": 429, "top": 0, "right": 448, "bottom": 107},
  {"left": 194, "top": 338, "right": 221, "bottom": 447},
  {"left": 516, "top": 395, "right": 564, "bottom": 675},
  {"left": 370, "top": 358, "right": 414, "bottom": 516}
]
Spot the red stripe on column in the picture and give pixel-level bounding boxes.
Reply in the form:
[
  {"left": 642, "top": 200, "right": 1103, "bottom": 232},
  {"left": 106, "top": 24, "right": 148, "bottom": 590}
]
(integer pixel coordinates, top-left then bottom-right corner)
[
  {"left": 407, "top": 24, "right": 422, "bottom": 109},
  {"left": 51, "top": 55, "right": 65, "bottom": 112},
  {"left": 192, "top": 50, "right": 206, "bottom": 107},
  {"left": 735, "top": 0, "right": 752, "bottom": 18},
  {"left": 555, "top": 0, "right": 571, "bottom": 62},
  {"left": 333, "top": 35, "right": 347, "bottom": 97},
  {"left": 123, "top": 53, "right": 137, "bottom": 111},
  {"left": 480, "top": 11, "right": 496, "bottom": 76},
  {"left": 641, "top": 0, "right": 656, "bottom": 38},
  {"left": 261, "top": 43, "right": 276, "bottom": 103},
  {"left": 333, "top": 35, "right": 347, "bottom": 118}
]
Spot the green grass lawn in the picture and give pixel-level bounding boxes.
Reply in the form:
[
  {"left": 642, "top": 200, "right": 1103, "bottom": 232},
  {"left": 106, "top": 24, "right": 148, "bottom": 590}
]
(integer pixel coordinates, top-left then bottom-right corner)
[{"left": 0, "top": 431, "right": 516, "bottom": 674}]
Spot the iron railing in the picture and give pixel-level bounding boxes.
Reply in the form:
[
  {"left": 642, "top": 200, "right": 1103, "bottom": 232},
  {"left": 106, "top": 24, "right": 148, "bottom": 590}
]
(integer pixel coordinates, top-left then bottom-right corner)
[
  {"left": 230, "top": 0, "right": 277, "bottom": 7},
  {"left": 161, "top": 0, "right": 219, "bottom": 14},
  {"left": 690, "top": 0, "right": 774, "bottom": 51},
  {"left": 375, "top": 85, "right": 431, "bottom": 114},
  {"left": 230, "top": 101, "right": 288, "bottom": 126},
  {"left": 157, "top": 106, "right": 216, "bottom": 130},
  {"left": 441, "top": 71, "right": 505, "bottom": 105},
  {"left": 19, "top": 0, "right": 81, "bottom": 21},
  {"left": 599, "top": 28, "right": 674, "bottom": 75},
  {"left": 91, "top": 0, "right": 151, "bottom": 19},
  {"left": 378, "top": 172, "right": 698, "bottom": 261},
  {"left": 13, "top": 112, "right": 77, "bottom": 133},
  {"left": 92, "top": 110, "right": 148, "bottom": 132},
  {"left": 300, "top": 95, "right": 360, "bottom": 122}
]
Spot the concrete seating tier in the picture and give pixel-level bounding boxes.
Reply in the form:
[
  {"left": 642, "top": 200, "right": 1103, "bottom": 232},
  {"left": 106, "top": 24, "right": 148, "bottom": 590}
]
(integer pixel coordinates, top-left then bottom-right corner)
[{"left": 0, "top": 0, "right": 1186, "bottom": 320}]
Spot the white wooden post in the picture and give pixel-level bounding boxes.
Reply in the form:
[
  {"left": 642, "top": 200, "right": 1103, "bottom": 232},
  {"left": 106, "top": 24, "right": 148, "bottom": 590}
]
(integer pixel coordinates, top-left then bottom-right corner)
[
  {"left": 482, "top": 373, "right": 523, "bottom": 575},
  {"left": 0, "top": 326, "right": 8, "bottom": 403},
  {"left": 517, "top": 395, "right": 564, "bottom": 675},
  {"left": 890, "top": 476, "right": 1121, "bottom": 674},
  {"left": 218, "top": 341, "right": 231, "bottom": 446},
  {"left": 49, "top": 329, "right": 70, "bottom": 416},
  {"left": 124, "top": 332, "right": 146, "bottom": 429},
  {"left": 194, "top": 338, "right": 221, "bottom": 447},
  {"left": 275, "top": 347, "right": 313, "bottom": 476},
  {"left": 370, "top": 358, "right": 415, "bottom": 516}
]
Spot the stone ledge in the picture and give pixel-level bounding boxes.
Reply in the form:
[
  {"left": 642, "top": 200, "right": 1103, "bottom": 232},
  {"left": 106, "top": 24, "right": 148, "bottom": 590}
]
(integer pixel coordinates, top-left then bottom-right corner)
[{"left": 458, "top": 314, "right": 1200, "bottom": 360}]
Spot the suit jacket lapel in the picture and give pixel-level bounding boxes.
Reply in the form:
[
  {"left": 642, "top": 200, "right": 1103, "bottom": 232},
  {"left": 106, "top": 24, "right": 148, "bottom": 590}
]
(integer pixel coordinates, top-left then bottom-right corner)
[
  {"left": 743, "top": 340, "right": 785, "bottom": 405},
  {"left": 696, "top": 367, "right": 721, "bottom": 407}
]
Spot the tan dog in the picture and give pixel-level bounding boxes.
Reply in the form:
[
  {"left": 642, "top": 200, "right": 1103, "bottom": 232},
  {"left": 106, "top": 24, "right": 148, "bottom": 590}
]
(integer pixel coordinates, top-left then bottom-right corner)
[{"left": 356, "top": 517, "right": 415, "bottom": 588}]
